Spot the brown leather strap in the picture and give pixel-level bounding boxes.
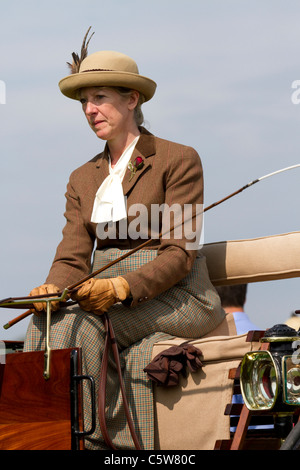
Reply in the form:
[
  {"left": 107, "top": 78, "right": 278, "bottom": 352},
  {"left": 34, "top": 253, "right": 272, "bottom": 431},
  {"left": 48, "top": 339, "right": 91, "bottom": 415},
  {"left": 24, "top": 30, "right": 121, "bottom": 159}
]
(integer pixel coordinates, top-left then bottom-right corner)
[
  {"left": 98, "top": 314, "right": 116, "bottom": 449},
  {"left": 99, "top": 313, "right": 142, "bottom": 450}
]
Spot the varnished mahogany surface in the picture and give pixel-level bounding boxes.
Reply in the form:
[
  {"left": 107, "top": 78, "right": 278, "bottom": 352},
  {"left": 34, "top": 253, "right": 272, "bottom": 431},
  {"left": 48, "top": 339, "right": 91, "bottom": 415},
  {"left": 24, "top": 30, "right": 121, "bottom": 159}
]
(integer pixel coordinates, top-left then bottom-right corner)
[{"left": 0, "top": 348, "right": 82, "bottom": 450}]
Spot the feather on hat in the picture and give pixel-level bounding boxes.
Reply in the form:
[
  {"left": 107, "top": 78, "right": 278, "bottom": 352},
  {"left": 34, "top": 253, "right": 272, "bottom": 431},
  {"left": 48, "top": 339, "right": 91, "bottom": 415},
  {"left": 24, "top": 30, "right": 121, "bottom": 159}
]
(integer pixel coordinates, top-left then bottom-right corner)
[{"left": 67, "top": 26, "right": 95, "bottom": 74}]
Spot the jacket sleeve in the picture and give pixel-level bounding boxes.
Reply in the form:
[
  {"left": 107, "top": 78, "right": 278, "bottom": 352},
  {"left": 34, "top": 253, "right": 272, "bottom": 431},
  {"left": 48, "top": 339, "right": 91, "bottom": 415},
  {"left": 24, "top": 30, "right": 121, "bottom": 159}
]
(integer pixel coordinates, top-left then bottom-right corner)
[
  {"left": 45, "top": 176, "right": 95, "bottom": 290},
  {"left": 123, "top": 145, "right": 203, "bottom": 306}
]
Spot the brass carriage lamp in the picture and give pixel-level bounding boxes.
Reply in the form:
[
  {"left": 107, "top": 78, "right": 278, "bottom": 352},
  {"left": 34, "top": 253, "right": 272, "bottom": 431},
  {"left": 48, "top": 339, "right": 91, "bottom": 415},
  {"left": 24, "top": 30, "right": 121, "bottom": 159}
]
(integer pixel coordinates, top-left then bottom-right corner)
[{"left": 240, "top": 323, "right": 300, "bottom": 412}]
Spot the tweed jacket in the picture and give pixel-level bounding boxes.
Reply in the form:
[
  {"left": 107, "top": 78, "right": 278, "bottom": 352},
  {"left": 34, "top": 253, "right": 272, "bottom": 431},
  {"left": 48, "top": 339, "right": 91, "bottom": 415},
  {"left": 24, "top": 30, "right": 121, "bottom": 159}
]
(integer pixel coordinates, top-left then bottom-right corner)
[{"left": 46, "top": 127, "right": 204, "bottom": 307}]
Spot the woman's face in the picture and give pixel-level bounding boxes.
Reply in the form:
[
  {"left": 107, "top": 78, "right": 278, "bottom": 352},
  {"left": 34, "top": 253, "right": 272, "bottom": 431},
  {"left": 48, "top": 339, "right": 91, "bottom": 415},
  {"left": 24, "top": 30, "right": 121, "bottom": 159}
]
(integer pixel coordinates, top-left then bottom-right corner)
[{"left": 79, "top": 87, "right": 139, "bottom": 141}]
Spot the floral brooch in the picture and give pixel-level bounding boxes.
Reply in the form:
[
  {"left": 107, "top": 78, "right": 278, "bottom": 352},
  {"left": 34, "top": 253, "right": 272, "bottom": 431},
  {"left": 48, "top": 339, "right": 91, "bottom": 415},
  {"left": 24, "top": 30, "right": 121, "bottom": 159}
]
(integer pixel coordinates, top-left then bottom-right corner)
[{"left": 128, "top": 156, "right": 144, "bottom": 182}]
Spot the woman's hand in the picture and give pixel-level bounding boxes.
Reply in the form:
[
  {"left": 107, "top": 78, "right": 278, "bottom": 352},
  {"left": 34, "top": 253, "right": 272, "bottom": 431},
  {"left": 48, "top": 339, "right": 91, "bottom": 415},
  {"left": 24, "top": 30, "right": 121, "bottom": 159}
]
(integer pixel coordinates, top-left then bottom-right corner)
[
  {"left": 71, "top": 277, "right": 130, "bottom": 315},
  {"left": 29, "top": 283, "right": 61, "bottom": 314}
]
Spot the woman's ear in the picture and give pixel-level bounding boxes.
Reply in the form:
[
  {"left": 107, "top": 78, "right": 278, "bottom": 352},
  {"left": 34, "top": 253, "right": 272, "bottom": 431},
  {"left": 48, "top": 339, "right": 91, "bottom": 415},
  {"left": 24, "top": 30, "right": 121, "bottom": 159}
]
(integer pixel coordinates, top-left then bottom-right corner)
[{"left": 128, "top": 90, "right": 140, "bottom": 110}]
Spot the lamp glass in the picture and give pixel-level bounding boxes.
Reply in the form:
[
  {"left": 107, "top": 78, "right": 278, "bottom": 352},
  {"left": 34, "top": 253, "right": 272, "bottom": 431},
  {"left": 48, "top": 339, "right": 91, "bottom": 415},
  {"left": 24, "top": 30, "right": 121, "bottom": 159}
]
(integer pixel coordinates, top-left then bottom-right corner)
[
  {"left": 240, "top": 351, "right": 279, "bottom": 410},
  {"left": 282, "top": 356, "right": 300, "bottom": 406}
]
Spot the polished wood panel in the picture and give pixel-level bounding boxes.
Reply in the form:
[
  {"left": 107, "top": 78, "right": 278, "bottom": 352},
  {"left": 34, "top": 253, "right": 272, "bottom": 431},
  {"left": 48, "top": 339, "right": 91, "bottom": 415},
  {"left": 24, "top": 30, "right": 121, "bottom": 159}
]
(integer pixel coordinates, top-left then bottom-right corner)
[{"left": 0, "top": 348, "right": 83, "bottom": 450}]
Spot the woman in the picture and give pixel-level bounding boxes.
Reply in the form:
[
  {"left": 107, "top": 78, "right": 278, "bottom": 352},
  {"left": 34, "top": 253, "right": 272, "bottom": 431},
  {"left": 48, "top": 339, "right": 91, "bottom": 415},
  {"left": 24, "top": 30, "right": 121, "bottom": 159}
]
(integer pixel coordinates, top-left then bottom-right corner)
[{"left": 24, "top": 30, "right": 225, "bottom": 450}]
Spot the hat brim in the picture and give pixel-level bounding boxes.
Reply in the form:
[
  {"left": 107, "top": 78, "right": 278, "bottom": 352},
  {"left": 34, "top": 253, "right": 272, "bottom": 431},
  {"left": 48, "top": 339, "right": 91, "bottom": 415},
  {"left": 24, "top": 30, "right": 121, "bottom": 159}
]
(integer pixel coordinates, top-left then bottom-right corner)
[{"left": 59, "top": 70, "right": 157, "bottom": 102}]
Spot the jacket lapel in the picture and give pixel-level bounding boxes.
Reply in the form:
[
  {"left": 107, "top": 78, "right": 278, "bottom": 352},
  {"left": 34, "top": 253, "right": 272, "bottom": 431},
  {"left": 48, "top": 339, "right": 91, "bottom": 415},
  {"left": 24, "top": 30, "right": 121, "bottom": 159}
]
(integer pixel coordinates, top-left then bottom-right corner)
[
  {"left": 94, "top": 145, "right": 110, "bottom": 189},
  {"left": 122, "top": 129, "right": 156, "bottom": 196}
]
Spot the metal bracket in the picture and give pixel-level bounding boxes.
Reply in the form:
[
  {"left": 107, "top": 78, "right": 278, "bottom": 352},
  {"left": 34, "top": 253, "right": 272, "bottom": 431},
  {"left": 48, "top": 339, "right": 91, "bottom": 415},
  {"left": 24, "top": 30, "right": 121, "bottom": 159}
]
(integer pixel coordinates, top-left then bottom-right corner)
[
  {"left": 0, "top": 289, "right": 70, "bottom": 380},
  {"left": 70, "top": 349, "right": 96, "bottom": 450},
  {"left": 43, "top": 299, "right": 52, "bottom": 380}
]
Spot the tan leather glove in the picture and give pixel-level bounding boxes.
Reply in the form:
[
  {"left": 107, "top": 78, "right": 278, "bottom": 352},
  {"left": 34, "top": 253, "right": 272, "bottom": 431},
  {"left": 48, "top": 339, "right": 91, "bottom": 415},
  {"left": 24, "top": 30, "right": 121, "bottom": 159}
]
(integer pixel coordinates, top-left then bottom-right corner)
[
  {"left": 29, "top": 283, "right": 61, "bottom": 314},
  {"left": 71, "top": 276, "right": 130, "bottom": 315}
]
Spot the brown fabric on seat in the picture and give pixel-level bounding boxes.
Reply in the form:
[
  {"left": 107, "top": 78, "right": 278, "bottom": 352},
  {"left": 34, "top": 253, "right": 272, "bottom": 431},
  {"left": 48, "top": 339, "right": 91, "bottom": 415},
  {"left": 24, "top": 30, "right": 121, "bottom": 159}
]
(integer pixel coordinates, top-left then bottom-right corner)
[{"left": 144, "top": 343, "right": 203, "bottom": 387}]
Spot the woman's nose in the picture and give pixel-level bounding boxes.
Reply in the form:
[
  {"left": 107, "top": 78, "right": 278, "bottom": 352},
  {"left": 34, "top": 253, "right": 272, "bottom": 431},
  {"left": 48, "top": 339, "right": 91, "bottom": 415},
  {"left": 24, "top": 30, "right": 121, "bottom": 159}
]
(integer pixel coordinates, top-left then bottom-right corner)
[{"left": 85, "top": 101, "right": 98, "bottom": 115}]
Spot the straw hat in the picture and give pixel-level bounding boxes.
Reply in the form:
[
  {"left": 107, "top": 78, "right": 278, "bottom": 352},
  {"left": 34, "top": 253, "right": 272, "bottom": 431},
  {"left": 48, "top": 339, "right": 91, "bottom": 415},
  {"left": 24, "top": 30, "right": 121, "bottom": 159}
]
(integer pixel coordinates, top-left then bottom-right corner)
[{"left": 59, "top": 28, "right": 157, "bottom": 102}]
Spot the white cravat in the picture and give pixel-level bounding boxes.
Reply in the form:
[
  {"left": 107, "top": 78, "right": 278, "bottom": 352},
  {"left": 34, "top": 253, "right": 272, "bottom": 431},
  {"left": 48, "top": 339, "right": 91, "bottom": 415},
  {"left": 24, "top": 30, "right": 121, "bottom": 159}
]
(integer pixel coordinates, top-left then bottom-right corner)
[{"left": 91, "top": 136, "right": 140, "bottom": 223}]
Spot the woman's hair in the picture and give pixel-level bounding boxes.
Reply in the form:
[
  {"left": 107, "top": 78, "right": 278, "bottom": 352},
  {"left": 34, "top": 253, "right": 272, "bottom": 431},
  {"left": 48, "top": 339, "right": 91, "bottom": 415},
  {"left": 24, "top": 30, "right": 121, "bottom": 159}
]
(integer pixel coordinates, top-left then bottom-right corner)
[{"left": 113, "top": 86, "right": 145, "bottom": 126}]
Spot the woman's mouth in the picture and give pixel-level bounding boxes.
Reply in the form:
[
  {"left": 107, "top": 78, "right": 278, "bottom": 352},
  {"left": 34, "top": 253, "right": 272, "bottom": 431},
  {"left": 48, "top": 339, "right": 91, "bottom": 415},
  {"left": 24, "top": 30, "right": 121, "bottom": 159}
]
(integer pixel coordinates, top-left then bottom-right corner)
[{"left": 93, "top": 120, "right": 104, "bottom": 127}]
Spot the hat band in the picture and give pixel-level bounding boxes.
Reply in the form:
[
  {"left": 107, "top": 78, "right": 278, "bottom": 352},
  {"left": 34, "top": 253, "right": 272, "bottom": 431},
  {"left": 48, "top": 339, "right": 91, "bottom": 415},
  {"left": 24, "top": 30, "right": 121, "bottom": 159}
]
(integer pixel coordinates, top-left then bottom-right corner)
[{"left": 81, "top": 68, "right": 114, "bottom": 72}]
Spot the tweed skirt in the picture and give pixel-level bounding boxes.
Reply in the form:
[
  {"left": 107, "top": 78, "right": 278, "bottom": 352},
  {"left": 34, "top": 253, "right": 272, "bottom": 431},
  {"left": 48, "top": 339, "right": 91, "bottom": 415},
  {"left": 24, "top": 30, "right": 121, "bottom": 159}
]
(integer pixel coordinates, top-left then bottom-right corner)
[{"left": 24, "top": 248, "right": 224, "bottom": 450}]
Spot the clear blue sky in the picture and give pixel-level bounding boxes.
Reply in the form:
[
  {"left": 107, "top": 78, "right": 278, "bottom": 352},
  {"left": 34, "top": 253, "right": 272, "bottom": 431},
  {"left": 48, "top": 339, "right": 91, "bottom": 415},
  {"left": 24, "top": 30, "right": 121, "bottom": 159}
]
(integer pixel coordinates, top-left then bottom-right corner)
[{"left": 1, "top": 0, "right": 300, "bottom": 339}]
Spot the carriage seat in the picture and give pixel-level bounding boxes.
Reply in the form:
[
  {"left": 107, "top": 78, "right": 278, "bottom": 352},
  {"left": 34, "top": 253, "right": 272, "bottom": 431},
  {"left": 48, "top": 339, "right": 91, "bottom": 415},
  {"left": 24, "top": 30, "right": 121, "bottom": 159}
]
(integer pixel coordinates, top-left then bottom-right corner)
[{"left": 153, "top": 231, "right": 300, "bottom": 450}]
